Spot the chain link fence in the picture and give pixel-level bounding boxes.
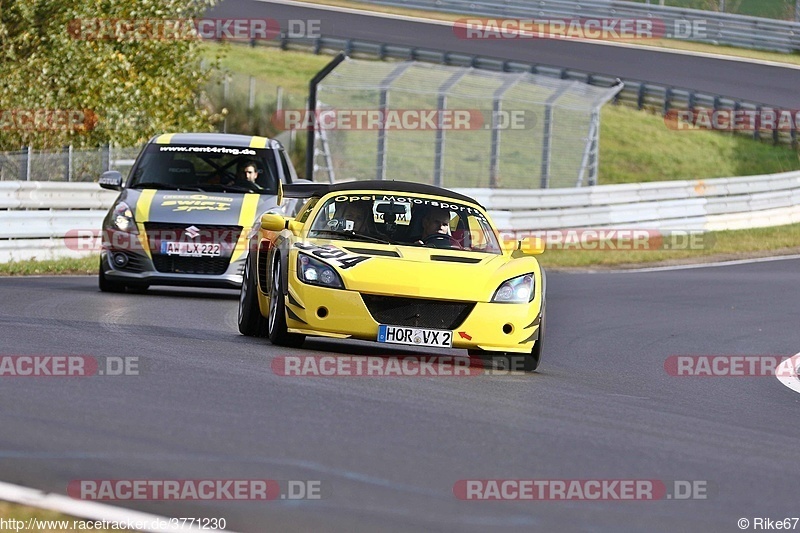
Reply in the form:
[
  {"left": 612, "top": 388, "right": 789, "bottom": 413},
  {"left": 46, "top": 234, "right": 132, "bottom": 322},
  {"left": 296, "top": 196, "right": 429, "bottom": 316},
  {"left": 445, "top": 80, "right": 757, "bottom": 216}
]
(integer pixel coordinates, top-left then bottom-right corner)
[
  {"left": 312, "top": 59, "right": 621, "bottom": 188},
  {"left": 0, "top": 146, "right": 141, "bottom": 182}
]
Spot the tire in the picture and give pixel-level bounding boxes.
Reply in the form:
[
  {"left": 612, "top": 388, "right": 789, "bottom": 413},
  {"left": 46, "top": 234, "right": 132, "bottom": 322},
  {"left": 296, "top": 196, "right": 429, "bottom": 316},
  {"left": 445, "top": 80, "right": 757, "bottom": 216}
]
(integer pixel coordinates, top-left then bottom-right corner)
[
  {"left": 267, "top": 257, "right": 305, "bottom": 347},
  {"left": 525, "top": 306, "right": 545, "bottom": 373},
  {"left": 98, "top": 258, "right": 126, "bottom": 293},
  {"left": 238, "top": 256, "right": 269, "bottom": 336}
]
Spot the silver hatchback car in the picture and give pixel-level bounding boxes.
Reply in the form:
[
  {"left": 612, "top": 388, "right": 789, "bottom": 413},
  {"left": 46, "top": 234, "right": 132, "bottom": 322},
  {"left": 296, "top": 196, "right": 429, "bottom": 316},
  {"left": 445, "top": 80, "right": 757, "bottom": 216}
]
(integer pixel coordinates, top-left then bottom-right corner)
[{"left": 98, "top": 133, "right": 302, "bottom": 292}]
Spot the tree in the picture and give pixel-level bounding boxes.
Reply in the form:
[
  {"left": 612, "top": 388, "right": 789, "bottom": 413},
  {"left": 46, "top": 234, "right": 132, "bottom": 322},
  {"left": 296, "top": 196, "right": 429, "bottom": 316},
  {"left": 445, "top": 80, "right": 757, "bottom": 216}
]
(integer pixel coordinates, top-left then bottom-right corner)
[{"left": 0, "top": 0, "right": 221, "bottom": 149}]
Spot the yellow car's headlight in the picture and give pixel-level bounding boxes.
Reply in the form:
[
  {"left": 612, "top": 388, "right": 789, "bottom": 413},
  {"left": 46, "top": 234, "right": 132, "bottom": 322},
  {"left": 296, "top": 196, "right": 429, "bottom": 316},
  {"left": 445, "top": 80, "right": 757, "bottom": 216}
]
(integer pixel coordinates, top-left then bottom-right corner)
[
  {"left": 297, "top": 253, "right": 344, "bottom": 289},
  {"left": 492, "top": 273, "right": 535, "bottom": 303}
]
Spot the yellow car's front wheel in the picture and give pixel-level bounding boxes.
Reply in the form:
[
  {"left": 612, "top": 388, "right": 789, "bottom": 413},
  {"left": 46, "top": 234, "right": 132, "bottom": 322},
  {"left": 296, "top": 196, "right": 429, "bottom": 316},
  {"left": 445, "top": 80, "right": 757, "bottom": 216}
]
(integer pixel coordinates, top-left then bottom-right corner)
[{"left": 267, "top": 257, "right": 305, "bottom": 348}]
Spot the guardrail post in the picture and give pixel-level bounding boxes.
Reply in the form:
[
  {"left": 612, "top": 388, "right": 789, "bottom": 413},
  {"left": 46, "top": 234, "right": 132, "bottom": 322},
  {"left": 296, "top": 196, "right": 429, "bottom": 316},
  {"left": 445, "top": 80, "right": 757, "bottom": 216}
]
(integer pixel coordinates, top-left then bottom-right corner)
[
  {"left": 62, "top": 146, "right": 70, "bottom": 181},
  {"left": 791, "top": 127, "right": 797, "bottom": 150},
  {"left": 754, "top": 106, "right": 761, "bottom": 141},
  {"left": 19, "top": 146, "right": 28, "bottom": 182},
  {"left": 637, "top": 84, "right": 646, "bottom": 110},
  {"left": 101, "top": 143, "right": 110, "bottom": 172},
  {"left": 663, "top": 88, "right": 673, "bottom": 115}
]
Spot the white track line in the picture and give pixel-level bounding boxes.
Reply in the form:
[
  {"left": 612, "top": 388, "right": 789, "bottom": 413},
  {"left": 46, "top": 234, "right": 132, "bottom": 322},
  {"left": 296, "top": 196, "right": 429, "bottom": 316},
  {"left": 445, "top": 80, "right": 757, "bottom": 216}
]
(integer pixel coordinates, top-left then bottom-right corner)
[
  {"left": 258, "top": 0, "right": 800, "bottom": 70},
  {"left": 776, "top": 352, "right": 800, "bottom": 395},
  {"left": 0, "top": 481, "right": 230, "bottom": 532}
]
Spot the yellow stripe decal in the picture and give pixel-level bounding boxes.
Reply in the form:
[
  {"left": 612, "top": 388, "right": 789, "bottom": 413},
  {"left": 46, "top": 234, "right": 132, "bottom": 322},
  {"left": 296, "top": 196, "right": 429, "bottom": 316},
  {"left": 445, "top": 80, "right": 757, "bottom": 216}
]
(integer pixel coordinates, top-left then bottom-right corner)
[
  {"left": 231, "top": 194, "right": 260, "bottom": 263},
  {"left": 135, "top": 189, "right": 156, "bottom": 259},
  {"left": 155, "top": 134, "right": 175, "bottom": 144},
  {"left": 249, "top": 136, "right": 268, "bottom": 148}
]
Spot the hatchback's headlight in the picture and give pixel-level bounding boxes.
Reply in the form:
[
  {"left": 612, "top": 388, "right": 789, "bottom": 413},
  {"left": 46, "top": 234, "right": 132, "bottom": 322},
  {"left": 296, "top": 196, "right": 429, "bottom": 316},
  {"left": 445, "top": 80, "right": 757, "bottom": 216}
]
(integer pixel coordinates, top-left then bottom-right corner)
[
  {"left": 492, "top": 273, "right": 535, "bottom": 303},
  {"left": 297, "top": 253, "right": 344, "bottom": 289},
  {"left": 111, "top": 202, "right": 138, "bottom": 234}
]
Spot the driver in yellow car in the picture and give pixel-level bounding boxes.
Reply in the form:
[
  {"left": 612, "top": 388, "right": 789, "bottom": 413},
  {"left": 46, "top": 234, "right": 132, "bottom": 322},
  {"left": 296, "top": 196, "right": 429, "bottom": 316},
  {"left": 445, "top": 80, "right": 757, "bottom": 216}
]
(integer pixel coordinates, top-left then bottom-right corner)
[{"left": 418, "top": 207, "right": 451, "bottom": 243}]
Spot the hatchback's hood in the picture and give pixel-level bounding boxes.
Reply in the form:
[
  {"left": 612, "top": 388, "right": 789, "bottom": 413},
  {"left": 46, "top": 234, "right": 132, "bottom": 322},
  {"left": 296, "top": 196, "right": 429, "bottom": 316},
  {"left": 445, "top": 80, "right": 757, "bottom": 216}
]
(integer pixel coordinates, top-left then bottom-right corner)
[{"left": 121, "top": 188, "right": 280, "bottom": 226}]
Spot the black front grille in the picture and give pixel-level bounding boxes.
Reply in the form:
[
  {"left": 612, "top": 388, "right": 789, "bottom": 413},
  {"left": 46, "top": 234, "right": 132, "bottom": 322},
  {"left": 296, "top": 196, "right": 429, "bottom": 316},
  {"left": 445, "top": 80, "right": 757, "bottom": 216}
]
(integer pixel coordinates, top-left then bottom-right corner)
[
  {"left": 144, "top": 223, "right": 240, "bottom": 275},
  {"left": 151, "top": 255, "right": 231, "bottom": 275},
  {"left": 361, "top": 295, "right": 474, "bottom": 330}
]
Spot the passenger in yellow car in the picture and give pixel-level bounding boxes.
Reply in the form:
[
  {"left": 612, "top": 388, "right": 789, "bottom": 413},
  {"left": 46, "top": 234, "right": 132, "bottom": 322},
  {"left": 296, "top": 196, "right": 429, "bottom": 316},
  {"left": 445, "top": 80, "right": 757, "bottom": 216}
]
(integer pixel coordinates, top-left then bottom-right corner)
[{"left": 338, "top": 201, "right": 373, "bottom": 234}]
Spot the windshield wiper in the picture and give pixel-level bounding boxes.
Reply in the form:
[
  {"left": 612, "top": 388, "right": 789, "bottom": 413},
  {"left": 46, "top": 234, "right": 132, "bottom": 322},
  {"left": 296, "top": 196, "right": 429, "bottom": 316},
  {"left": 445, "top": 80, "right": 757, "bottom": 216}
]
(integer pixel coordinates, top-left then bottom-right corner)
[
  {"left": 310, "top": 229, "right": 394, "bottom": 245},
  {"left": 131, "top": 182, "right": 205, "bottom": 192}
]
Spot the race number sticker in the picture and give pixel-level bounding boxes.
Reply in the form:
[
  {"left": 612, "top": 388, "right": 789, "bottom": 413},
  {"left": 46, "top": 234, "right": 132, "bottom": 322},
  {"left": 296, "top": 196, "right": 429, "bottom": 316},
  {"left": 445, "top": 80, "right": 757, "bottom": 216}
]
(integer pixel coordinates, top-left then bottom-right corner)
[{"left": 294, "top": 242, "right": 369, "bottom": 269}]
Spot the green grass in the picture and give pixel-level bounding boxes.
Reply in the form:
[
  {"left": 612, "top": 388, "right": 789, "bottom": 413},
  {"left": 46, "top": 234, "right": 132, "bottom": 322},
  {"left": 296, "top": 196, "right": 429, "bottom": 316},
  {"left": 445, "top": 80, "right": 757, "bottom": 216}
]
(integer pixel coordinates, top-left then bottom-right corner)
[
  {"left": 599, "top": 105, "right": 800, "bottom": 183},
  {"left": 536, "top": 223, "right": 800, "bottom": 268},
  {"left": 0, "top": 256, "right": 97, "bottom": 276}
]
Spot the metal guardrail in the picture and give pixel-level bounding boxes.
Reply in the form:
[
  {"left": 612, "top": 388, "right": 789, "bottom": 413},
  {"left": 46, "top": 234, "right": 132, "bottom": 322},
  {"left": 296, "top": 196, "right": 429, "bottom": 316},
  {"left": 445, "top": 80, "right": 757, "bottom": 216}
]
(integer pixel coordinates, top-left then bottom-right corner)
[
  {"left": 2, "top": 176, "right": 799, "bottom": 262},
  {"left": 456, "top": 171, "right": 800, "bottom": 231},
  {"left": 258, "top": 37, "right": 798, "bottom": 149},
  {"left": 353, "top": 0, "right": 800, "bottom": 52},
  {"left": 0, "top": 182, "right": 117, "bottom": 262}
]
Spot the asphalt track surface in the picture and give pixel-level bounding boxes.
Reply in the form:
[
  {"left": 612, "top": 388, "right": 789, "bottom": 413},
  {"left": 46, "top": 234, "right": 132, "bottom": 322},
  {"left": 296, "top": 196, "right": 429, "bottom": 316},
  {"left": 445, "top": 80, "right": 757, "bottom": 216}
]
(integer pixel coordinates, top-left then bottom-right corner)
[
  {"left": 1, "top": 259, "right": 800, "bottom": 531},
  {"left": 209, "top": 0, "right": 800, "bottom": 108}
]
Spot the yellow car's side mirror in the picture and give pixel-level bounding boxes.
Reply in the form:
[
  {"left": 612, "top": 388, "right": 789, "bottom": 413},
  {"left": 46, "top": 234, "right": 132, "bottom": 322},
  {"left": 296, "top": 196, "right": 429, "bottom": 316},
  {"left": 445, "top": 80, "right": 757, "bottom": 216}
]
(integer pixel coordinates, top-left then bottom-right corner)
[
  {"left": 261, "top": 213, "right": 288, "bottom": 231},
  {"left": 519, "top": 236, "right": 545, "bottom": 255},
  {"left": 500, "top": 236, "right": 545, "bottom": 255}
]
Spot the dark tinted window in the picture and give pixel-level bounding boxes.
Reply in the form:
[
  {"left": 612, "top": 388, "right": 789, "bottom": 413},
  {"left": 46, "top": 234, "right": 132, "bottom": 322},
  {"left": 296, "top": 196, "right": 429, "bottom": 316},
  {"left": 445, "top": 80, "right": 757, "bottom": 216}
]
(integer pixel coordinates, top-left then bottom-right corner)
[{"left": 129, "top": 144, "right": 280, "bottom": 194}]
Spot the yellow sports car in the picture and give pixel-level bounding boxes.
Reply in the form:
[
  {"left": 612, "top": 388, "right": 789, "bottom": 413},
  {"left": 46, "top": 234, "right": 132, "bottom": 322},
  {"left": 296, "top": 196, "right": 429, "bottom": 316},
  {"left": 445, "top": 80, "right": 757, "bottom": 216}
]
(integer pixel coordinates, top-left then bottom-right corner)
[{"left": 237, "top": 181, "right": 546, "bottom": 371}]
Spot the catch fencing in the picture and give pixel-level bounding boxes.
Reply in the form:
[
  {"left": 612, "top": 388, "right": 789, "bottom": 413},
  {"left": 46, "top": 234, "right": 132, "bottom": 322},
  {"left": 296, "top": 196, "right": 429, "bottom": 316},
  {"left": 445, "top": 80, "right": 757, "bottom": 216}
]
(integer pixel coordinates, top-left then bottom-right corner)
[{"left": 311, "top": 58, "right": 622, "bottom": 188}]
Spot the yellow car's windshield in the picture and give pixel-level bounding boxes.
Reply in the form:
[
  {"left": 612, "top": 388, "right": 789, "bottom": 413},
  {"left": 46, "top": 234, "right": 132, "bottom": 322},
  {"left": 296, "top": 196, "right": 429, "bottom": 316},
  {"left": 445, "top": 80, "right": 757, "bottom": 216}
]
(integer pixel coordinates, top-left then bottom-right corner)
[{"left": 306, "top": 193, "right": 502, "bottom": 253}]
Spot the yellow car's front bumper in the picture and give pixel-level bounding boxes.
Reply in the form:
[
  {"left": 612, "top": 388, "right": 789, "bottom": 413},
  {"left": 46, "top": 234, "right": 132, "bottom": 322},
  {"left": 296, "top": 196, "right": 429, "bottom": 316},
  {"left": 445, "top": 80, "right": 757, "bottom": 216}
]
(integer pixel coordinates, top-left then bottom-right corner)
[{"left": 275, "top": 278, "right": 542, "bottom": 354}]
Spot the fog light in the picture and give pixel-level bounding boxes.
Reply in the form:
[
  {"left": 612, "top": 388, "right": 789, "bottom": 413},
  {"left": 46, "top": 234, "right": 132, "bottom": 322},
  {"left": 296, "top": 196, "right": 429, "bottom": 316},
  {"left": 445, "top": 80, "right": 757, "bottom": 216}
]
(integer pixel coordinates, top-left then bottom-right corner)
[
  {"left": 317, "top": 307, "right": 328, "bottom": 318},
  {"left": 502, "top": 323, "right": 513, "bottom": 334},
  {"left": 112, "top": 253, "right": 128, "bottom": 267}
]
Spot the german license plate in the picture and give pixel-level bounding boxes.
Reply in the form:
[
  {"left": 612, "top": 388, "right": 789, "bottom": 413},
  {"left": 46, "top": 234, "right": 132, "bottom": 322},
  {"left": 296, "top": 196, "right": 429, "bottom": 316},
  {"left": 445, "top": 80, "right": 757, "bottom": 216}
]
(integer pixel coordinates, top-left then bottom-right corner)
[
  {"left": 161, "top": 241, "right": 221, "bottom": 257},
  {"left": 377, "top": 325, "right": 453, "bottom": 348}
]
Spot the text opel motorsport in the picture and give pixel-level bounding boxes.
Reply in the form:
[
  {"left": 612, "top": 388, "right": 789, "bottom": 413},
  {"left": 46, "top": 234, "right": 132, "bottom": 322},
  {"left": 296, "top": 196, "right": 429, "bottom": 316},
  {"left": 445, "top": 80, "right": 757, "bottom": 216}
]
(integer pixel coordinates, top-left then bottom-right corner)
[
  {"left": 99, "top": 133, "right": 302, "bottom": 292},
  {"left": 238, "top": 181, "right": 547, "bottom": 372}
]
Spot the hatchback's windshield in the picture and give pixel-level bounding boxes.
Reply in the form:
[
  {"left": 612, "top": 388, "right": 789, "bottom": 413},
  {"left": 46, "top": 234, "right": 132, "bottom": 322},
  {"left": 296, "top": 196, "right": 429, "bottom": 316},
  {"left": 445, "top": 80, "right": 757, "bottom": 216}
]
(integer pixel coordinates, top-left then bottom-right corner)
[
  {"left": 307, "top": 193, "right": 501, "bottom": 253},
  {"left": 129, "top": 144, "right": 281, "bottom": 194}
]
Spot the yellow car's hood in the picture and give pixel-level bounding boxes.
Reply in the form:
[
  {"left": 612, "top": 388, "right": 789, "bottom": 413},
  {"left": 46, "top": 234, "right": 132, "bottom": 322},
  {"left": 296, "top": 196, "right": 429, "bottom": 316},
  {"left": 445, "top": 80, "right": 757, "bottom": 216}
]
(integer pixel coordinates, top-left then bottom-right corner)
[{"left": 295, "top": 241, "right": 540, "bottom": 302}]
